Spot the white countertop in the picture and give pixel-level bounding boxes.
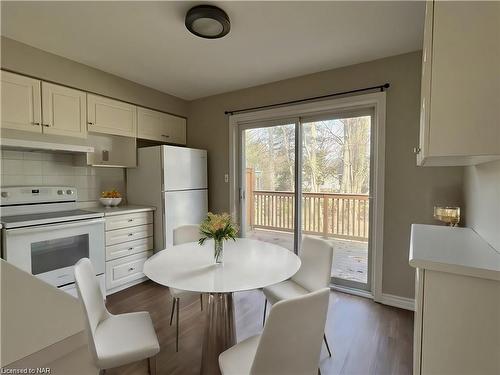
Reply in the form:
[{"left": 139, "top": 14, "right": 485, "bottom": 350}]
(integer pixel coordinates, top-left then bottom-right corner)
[
  {"left": 409, "top": 224, "right": 500, "bottom": 281},
  {"left": 144, "top": 238, "right": 301, "bottom": 293},
  {"left": 84, "top": 205, "right": 155, "bottom": 216}
]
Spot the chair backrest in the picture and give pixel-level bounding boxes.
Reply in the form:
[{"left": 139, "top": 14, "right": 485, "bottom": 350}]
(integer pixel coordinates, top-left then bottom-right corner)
[
  {"left": 74, "top": 258, "right": 109, "bottom": 363},
  {"left": 251, "top": 288, "right": 330, "bottom": 375},
  {"left": 292, "top": 236, "right": 333, "bottom": 292},
  {"left": 173, "top": 224, "right": 200, "bottom": 245}
]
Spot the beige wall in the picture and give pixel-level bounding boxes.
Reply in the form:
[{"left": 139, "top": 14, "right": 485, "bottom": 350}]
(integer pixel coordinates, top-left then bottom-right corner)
[
  {"left": 187, "top": 51, "right": 464, "bottom": 299},
  {"left": 464, "top": 161, "right": 500, "bottom": 251},
  {"left": 1, "top": 37, "right": 188, "bottom": 117},
  {"left": 0, "top": 37, "right": 189, "bottom": 204}
]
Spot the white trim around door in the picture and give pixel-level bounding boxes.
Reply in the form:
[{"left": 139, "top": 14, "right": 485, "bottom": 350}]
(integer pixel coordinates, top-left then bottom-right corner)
[{"left": 228, "top": 92, "right": 386, "bottom": 302}]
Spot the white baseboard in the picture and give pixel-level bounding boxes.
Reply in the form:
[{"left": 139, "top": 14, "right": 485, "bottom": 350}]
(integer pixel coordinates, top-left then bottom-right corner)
[{"left": 380, "top": 293, "right": 415, "bottom": 311}]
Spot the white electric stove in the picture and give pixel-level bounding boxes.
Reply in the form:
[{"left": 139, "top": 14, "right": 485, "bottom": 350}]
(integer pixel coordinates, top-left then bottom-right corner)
[{"left": 0, "top": 186, "right": 105, "bottom": 297}]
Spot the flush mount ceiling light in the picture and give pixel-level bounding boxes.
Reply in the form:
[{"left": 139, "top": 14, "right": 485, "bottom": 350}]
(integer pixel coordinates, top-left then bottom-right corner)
[{"left": 185, "top": 5, "right": 230, "bottom": 39}]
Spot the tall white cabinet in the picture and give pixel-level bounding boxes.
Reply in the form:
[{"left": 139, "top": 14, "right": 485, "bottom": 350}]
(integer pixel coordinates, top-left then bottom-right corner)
[{"left": 417, "top": 1, "right": 500, "bottom": 166}]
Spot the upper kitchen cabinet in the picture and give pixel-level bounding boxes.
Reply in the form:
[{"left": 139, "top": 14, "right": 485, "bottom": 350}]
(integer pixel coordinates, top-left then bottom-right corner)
[
  {"left": 137, "top": 107, "right": 186, "bottom": 145},
  {"left": 41, "top": 82, "right": 87, "bottom": 138},
  {"left": 87, "top": 94, "right": 137, "bottom": 137},
  {"left": 417, "top": 1, "right": 500, "bottom": 166},
  {"left": 1, "top": 71, "right": 42, "bottom": 133}
]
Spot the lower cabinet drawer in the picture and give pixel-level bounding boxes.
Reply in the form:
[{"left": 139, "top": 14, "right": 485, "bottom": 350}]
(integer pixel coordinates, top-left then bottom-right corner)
[
  {"left": 105, "top": 211, "right": 153, "bottom": 231},
  {"left": 106, "top": 237, "right": 153, "bottom": 261},
  {"left": 106, "top": 224, "right": 153, "bottom": 246},
  {"left": 106, "top": 251, "right": 152, "bottom": 290}
]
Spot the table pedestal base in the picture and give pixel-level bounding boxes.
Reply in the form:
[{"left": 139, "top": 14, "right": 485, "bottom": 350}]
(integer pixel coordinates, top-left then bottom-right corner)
[{"left": 201, "top": 293, "right": 236, "bottom": 375}]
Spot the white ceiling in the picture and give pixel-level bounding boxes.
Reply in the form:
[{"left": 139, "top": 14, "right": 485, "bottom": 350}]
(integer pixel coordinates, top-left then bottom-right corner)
[{"left": 1, "top": 1, "right": 425, "bottom": 100}]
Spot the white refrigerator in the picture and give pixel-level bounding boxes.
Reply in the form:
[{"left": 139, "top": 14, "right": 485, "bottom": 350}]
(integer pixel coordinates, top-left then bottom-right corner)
[{"left": 127, "top": 145, "right": 208, "bottom": 251}]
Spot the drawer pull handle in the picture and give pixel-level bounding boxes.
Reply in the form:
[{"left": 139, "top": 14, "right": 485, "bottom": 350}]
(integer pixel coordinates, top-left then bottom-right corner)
[
  {"left": 128, "top": 267, "right": 135, "bottom": 272},
  {"left": 128, "top": 219, "right": 134, "bottom": 222},
  {"left": 128, "top": 233, "right": 133, "bottom": 236},
  {"left": 128, "top": 247, "right": 133, "bottom": 251}
]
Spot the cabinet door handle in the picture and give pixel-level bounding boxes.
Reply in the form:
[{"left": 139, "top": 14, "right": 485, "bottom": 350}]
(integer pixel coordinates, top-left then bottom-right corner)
[
  {"left": 128, "top": 247, "right": 134, "bottom": 251},
  {"left": 413, "top": 147, "right": 421, "bottom": 154},
  {"left": 42, "top": 123, "right": 50, "bottom": 127},
  {"left": 162, "top": 134, "right": 170, "bottom": 138},
  {"left": 128, "top": 219, "right": 134, "bottom": 222},
  {"left": 88, "top": 122, "right": 94, "bottom": 125},
  {"left": 128, "top": 267, "right": 135, "bottom": 272},
  {"left": 31, "top": 122, "right": 40, "bottom": 126},
  {"left": 128, "top": 233, "right": 134, "bottom": 236}
]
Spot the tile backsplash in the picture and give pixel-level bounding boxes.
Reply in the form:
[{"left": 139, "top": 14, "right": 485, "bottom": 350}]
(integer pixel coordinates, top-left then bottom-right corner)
[{"left": 0, "top": 150, "right": 126, "bottom": 202}]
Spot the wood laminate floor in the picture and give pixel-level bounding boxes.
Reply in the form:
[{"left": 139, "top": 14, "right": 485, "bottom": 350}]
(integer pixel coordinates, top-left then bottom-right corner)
[{"left": 105, "top": 281, "right": 413, "bottom": 375}]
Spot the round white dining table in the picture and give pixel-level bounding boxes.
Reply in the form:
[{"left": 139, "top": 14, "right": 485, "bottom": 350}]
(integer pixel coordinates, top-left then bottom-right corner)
[{"left": 143, "top": 238, "right": 301, "bottom": 374}]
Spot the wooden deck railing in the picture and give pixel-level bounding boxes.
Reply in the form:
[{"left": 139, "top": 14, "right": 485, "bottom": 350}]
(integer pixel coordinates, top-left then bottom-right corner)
[{"left": 250, "top": 191, "right": 369, "bottom": 241}]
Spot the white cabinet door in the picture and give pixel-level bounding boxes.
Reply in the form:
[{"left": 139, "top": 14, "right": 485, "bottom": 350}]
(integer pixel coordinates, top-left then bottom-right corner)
[
  {"left": 418, "top": 1, "right": 500, "bottom": 166},
  {"left": 137, "top": 107, "right": 186, "bottom": 145},
  {"left": 41, "top": 82, "right": 87, "bottom": 138},
  {"left": 105, "top": 251, "right": 152, "bottom": 291},
  {"left": 0, "top": 70, "right": 42, "bottom": 133},
  {"left": 87, "top": 94, "right": 137, "bottom": 137},
  {"left": 417, "top": 1, "right": 434, "bottom": 167}
]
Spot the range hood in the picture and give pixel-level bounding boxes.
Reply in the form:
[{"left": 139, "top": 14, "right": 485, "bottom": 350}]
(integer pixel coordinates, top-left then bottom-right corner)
[
  {"left": 0, "top": 129, "right": 94, "bottom": 154},
  {"left": 1, "top": 137, "right": 94, "bottom": 153}
]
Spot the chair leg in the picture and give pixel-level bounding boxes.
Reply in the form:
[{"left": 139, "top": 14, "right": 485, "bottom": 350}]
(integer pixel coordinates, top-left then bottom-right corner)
[
  {"left": 169, "top": 297, "right": 176, "bottom": 326},
  {"left": 176, "top": 297, "right": 180, "bottom": 352},
  {"left": 323, "top": 333, "right": 332, "bottom": 357},
  {"left": 148, "top": 355, "right": 157, "bottom": 375},
  {"left": 200, "top": 294, "right": 203, "bottom": 311},
  {"left": 262, "top": 298, "right": 268, "bottom": 327}
]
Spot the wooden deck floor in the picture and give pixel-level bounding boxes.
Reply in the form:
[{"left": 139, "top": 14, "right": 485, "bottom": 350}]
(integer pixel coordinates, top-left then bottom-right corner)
[
  {"left": 247, "top": 229, "right": 369, "bottom": 283},
  {"left": 105, "top": 281, "right": 413, "bottom": 375}
]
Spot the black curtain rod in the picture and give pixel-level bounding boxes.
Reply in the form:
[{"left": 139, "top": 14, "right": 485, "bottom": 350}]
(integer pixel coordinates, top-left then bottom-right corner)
[{"left": 225, "top": 83, "right": 390, "bottom": 115}]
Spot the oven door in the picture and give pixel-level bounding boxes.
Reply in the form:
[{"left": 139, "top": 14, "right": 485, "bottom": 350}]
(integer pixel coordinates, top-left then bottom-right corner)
[{"left": 4, "top": 218, "right": 105, "bottom": 287}]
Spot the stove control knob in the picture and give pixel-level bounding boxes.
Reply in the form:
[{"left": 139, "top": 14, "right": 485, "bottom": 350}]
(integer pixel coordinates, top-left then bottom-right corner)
[
  {"left": 1, "top": 192, "right": 9, "bottom": 198},
  {"left": 57, "top": 190, "right": 64, "bottom": 195},
  {"left": 66, "top": 189, "right": 74, "bottom": 195}
]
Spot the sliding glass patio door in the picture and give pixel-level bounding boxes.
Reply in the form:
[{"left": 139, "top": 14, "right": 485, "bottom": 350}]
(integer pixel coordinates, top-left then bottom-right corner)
[
  {"left": 301, "top": 111, "right": 373, "bottom": 291},
  {"left": 239, "top": 118, "right": 299, "bottom": 253},
  {"left": 238, "top": 109, "right": 374, "bottom": 291}
]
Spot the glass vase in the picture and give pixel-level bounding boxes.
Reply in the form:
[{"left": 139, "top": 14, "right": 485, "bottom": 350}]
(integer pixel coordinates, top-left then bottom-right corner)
[{"left": 214, "top": 238, "right": 224, "bottom": 264}]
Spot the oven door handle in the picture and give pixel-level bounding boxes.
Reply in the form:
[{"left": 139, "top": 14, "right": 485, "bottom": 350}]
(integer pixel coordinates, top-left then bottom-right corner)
[{"left": 5, "top": 218, "right": 105, "bottom": 235}]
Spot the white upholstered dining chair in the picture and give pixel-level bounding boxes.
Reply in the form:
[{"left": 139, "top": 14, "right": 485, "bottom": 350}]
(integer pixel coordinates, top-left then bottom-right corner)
[
  {"left": 74, "top": 258, "right": 160, "bottom": 375},
  {"left": 170, "top": 224, "right": 204, "bottom": 352},
  {"left": 263, "top": 236, "right": 334, "bottom": 357},
  {"left": 219, "top": 288, "right": 330, "bottom": 375}
]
